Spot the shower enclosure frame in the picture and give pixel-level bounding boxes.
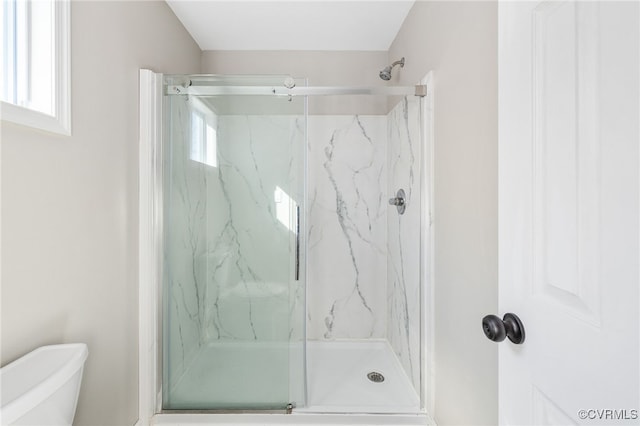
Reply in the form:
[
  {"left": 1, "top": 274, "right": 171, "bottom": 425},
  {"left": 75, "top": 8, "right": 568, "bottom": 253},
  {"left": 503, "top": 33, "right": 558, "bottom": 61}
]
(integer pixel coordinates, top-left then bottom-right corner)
[{"left": 137, "top": 68, "right": 435, "bottom": 425}]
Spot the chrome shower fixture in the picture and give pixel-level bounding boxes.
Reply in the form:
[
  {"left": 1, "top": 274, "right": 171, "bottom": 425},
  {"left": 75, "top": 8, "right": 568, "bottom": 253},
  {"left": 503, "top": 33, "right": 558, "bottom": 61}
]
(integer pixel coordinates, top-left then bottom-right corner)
[
  {"left": 379, "top": 57, "right": 405, "bottom": 81},
  {"left": 389, "top": 188, "right": 406, "bottom": 215}
]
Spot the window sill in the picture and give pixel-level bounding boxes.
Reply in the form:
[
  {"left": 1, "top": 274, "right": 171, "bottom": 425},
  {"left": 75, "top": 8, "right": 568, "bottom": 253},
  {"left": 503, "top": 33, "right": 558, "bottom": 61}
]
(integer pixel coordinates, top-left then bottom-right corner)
[{"left": 1, "top": 101, "right": 71, "bottom": 136}]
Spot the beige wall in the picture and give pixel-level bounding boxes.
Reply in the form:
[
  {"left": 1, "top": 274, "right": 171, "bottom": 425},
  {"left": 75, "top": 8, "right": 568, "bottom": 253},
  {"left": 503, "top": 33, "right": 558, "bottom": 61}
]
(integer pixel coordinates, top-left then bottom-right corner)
[
  {"left": 201, "top": 50, "right": 389, "bottom": 114},
  {"left": 389, "top": 2, "right": 498, "bottom": 425},
  {"left": 0, "top": 2, "right": 200, "bottom": 424}
]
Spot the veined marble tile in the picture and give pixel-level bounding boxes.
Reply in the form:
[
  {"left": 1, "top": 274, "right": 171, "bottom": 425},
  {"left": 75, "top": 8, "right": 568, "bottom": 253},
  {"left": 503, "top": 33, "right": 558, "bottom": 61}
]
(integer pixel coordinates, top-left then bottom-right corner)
[
  {"left": 307, "top": 115, "right": 388, "bottom": 340},
  {"left": 387, "top": 97, "right": 422, "bottom": 393},
  {"left": 163, "top": 95, "right": 209, "bottom": 386},
  {"left": 163, "top": 99, "right": 306, "bottom": 391},
  {"left": 203, "top": 115, "right": 299, "bottom": 342}
]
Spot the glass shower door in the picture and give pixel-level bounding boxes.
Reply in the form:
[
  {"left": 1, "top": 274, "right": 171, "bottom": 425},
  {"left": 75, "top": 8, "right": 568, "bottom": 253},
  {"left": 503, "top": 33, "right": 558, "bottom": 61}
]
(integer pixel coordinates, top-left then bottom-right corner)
[{"left": 161, "top": 75, "right": 306, "bottom": 410}]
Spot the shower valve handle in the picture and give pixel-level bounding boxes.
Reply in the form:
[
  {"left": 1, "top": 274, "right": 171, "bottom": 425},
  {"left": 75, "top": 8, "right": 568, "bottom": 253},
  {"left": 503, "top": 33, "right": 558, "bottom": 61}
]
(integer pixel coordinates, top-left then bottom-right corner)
[
  {"left": 388, "top": 196, "right": 404, "bottom": 206},
  {"left": 389, "top": 189, "right": 406, "bottom": 215}
]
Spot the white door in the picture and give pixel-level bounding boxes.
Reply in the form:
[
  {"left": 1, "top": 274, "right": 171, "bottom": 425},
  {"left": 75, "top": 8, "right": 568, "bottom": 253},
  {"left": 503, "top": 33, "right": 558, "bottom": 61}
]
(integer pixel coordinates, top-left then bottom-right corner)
[{"left": 498, "top": 1, "right": 639, "bottom": 425}]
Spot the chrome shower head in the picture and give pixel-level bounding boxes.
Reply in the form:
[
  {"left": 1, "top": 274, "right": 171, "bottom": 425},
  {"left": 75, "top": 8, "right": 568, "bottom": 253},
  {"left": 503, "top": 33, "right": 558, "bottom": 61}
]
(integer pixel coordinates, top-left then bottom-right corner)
[
  {"left": 379, "top": 67, "right": 393, "bottom": 81},
  {"left": 379, "top": 57, "right": 405, "bottom": 81}
]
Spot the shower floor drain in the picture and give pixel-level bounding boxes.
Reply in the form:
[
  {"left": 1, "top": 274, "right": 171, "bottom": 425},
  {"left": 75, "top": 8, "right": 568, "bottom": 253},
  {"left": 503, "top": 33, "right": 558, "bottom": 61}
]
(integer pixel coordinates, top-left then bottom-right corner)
[{"left": 367, "top": 371, "right": 385, "bottom": 383}]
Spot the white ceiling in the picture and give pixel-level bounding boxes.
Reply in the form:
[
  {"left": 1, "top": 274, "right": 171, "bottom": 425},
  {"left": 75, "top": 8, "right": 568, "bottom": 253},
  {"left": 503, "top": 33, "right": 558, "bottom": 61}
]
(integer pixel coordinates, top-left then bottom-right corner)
[{"left": 166, "top": 1, "right": 415, "bottom": 51}]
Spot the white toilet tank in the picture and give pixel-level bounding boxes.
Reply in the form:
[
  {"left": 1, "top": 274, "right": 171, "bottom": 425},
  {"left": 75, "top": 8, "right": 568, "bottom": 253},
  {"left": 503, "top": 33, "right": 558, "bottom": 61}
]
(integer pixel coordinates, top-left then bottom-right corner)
[{"left": 0, "top": 343, "right": 88, "bottom": 426}]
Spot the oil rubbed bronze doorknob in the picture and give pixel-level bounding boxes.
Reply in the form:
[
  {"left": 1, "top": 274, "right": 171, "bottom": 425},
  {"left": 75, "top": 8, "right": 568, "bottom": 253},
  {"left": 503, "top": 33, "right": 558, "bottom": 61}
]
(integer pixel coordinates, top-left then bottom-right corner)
[{"left": 482, "top": 313, "right": 525, "bottom": 344}]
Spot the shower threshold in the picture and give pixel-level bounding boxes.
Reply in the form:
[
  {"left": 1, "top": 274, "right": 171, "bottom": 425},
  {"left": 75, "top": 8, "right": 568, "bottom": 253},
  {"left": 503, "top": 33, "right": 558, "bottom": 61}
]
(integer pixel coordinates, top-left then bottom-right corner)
[{"left": 152, "top": 412, "right": 433, "bottom": 425}]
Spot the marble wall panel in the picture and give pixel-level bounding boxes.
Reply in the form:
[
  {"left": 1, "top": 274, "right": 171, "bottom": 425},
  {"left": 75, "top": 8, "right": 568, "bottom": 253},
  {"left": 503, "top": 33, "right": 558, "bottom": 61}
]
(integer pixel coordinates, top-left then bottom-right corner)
[
  {"left": 203, "top": 115, "right": 300, "bottom": 342},
  {"left": 387, "top": 97, "right": 422, "bottom": 393},
  {"left": 164, "top": 98, "right": 306, "bottom": 390},
  {"left": 307, "top": 116, "right": 388, "bottom": 340},
  {"left": 163, "top": 96, "right": 208, "bottom": 386}
]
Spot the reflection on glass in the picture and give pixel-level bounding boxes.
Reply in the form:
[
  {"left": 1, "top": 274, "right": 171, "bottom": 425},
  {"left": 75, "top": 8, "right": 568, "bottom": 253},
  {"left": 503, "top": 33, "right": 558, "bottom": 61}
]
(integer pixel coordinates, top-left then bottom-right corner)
[
  {"left": 190, "top": 110, "right": 218, "bottom": 168},
  {"left": 274, "top": 186, "right": 297, "bottom": 232}
]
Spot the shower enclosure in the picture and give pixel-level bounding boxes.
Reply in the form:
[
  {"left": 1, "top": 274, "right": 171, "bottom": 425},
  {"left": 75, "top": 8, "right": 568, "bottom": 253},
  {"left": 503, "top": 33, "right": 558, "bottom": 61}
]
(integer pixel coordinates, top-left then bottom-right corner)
[{"left": 139, "top": 70, "right": 432, "bottom": 421}]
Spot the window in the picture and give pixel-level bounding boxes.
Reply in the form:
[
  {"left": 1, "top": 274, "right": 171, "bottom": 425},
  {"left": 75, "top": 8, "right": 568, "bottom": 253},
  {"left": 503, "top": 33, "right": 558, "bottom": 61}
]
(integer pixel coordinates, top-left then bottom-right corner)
[{"left": 1, "top": 0, "right": 70, "bottom": 135}]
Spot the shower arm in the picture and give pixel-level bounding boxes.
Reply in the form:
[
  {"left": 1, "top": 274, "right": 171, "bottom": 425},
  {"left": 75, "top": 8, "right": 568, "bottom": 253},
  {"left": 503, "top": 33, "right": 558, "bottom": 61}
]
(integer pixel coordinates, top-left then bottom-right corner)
[{"left": 389, "top": 58, "right": 405, "bottom": 69}]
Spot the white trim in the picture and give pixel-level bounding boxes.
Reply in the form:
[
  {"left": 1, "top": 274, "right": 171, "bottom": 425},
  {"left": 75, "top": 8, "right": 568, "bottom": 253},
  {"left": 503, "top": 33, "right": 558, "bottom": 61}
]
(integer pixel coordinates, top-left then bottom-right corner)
[
  {"left": 419, "top": 71, "right": 436, "bottom": 416},
  {"left": 1, "top": 0, "right": 70, "bottom": 135},
  {"left": 138, "top": 69, "right": 163, "bottom": 426}
]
